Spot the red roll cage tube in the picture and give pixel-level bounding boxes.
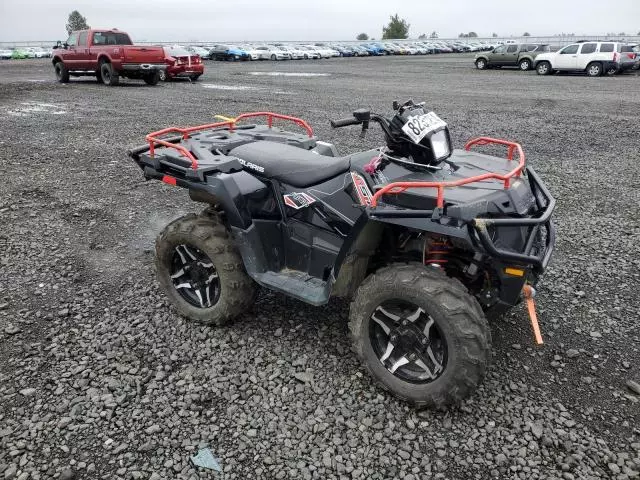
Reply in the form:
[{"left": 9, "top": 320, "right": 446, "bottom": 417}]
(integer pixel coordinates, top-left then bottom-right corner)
[
  {"left": 369, "top": 137, "right": 526, "bottom": 209},
  {"left": 145, "top": 112, "right": 315, "bottom": 170}
]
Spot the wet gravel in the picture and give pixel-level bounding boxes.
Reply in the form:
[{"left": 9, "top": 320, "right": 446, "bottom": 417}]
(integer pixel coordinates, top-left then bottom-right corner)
[{"left": 0, "top": 56, "right": 639, "bottom": 480}]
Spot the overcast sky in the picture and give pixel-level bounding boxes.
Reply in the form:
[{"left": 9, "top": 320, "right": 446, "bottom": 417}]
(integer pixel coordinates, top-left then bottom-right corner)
[{"left": 1, "top": 0, "right": 638, "bottom": 42}]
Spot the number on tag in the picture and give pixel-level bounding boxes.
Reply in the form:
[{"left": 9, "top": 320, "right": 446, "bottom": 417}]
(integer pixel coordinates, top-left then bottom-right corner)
[{"left": 401, "top": 112, "right": 447, "bottom": 144}]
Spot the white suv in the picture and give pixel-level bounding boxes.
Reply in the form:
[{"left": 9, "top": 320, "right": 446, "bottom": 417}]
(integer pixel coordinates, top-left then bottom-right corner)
[{"left": 534, "top": 41, "right": 621, "bottom": 77}]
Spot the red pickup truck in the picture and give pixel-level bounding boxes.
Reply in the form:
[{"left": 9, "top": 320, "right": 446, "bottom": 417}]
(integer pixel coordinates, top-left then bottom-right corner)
[{"left": 52, "top": 29, "right": 166, "bottom": 86}]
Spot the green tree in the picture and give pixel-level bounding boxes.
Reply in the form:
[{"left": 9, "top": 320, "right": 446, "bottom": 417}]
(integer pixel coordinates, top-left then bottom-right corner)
[
  {"left": 418, "top": 33, "right": 426, "bottom": 39},
  {"left": 468, "top": 31, "right": 478, "bottom": 37},
  {"left": 382, "top": 14, "right": 410, "bottom": 39},
  {"left": 66, "top": 10, "right": 89, "bottom": 35},
  {"left": 523, "top": 32, "right": 531, "bottom": 36},
  {"left": 430, "top": 31, "right": 438, "bottom": 38},
  {"left": 492, "top": 33, "right": 498, "bottom": 37},
  {"left": 356, "top": 33, "right": 369, "bottom": 41}
]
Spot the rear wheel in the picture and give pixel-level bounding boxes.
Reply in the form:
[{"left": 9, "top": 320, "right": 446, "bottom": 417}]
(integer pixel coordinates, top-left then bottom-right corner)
[
  {"left": 536, "top": 61, "right": 551, "bottom": 75},
  {"left": 475, "top": 58, "right": 487, "bottom": 70},
  {"left": 143, "top": 71, "right": 160, "bottom": 85},
  {"left": 349, "top": 264, "right": 491, "bottom": 408},
  {"left": 155, "top": 212, "right": 256, "bottom": 325},
  {"left": 100, "top": 61, "right": 119, "bottom": 86},
  {"left": 519, "top": 58, "right": 531, "bottom": 71},
  {"left": 158, "top": 69, "right": 167, "bottom": 81},
  {"left": 54, "top": 62, "right": 69, "bottom": 83},
  {"left": 586, "top": 62, "right": 602, "bottom": 77},
  {"left": 190, "top": 74, "right": 201, "bottom": 81}
]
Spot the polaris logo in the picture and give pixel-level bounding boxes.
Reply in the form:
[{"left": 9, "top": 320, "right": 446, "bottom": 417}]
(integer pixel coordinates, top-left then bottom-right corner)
[{"left": 237, "top": 158, "right": 265, "bottom": 173}]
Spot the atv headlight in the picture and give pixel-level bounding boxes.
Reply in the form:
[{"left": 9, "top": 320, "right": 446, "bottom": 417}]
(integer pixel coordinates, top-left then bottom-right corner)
[{"left": 430, "top": 129, "right": 451, "bottom": 160}]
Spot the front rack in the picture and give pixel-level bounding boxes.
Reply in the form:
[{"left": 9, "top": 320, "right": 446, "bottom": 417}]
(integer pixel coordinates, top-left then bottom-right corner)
[
  {"left": 369, "top": 137, "right": 526, "bottom": 209},
  {"left": 145, "top": 112, "right": 315, "bottom": 170}
]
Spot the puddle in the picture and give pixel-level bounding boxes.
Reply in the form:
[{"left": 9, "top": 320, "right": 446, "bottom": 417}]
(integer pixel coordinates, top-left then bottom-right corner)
[
  {"left": 247, "top": 72, "right": 330, "bottom": 77},
  {"left": 201, "top": 84, "right": 254, "bottom": 90},
  {"left": 7, "top": 102, "right": 67, "bottom": 116}
]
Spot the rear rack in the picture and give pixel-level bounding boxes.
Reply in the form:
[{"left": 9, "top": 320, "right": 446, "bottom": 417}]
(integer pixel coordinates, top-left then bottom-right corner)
[
  {"left": 145, "top": 112, "right": 314, "bottom": 170},
  {"left": 370, "top": 137, "right": 525, "bottom": 209}
]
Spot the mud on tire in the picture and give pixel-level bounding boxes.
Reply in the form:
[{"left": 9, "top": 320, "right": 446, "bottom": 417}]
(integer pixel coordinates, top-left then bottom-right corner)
[
  {"left": 349, "top": 263, "right": 491, "bottom": 408},
  {"left": 155, "top": 211, "right": 256, "bottom": 325}
]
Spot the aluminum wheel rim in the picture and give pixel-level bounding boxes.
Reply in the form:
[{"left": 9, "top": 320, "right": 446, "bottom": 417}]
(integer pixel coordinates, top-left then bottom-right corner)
[
  {"left": 589, "top": 65, "right": 599, "bottom": 76},
  {"left": 170, "top": 244, "right": 220, "bottom": 309},
  {"left": 521, "top": 61, "right": 529, "bottom": 70},
  {"left": 369, "top": 299, "right": 448, "bottom": 384}
]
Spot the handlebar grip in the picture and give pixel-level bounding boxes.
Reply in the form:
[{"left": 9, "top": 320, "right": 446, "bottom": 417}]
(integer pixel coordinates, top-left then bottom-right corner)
[{"left": 330, "top": 117, "right": 360, "bottom": 128}]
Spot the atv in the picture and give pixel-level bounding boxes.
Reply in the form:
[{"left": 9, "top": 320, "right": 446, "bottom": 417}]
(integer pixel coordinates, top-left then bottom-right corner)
[{"left": 129, "top": 101, "right": 555, "bottom": 408}]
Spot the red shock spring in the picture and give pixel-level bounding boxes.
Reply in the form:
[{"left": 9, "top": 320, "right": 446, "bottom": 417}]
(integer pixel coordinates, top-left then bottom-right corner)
[{"left": 424, "top": 238, "right": 452, "bottom": 266}]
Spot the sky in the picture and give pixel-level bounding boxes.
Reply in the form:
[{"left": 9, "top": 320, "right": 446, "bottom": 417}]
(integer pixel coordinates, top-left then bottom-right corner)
[{"left": 0, "top": 0, "right": 638, "bottom": 42}]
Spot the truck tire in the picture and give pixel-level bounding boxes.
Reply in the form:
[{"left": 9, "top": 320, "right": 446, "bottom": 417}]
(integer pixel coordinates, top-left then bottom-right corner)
[
  {"left": 100, "top": 61, "right": 120, "bottom": 86},
  {"left": 54, "top": 62, "right": 70, "bottom": 83},
  {"left": 519, "top": 58, "right": 532, "bottom": 71},
  {"left": 475, "top": 58, "right": 488, "bottom": 70},
  {"left": 155, "top": 212, "right": 257, "bottom": 326},
  {"left": 536, "top": 61, "right": 552, "bottom": 75},
  {"left": 349, "top": 264, "right": 491, "bottom": 408},
  {"left": 143, "top": 71, "right": 160, "bottom": 85},
  {"left": 586, "top": 62, "right": 602, "bottom": 77}
]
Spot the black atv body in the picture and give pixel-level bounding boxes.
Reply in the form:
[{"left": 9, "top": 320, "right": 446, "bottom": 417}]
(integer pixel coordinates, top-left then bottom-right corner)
[{"left": 130, "top": 106, "right": 556, "bottom": 407}]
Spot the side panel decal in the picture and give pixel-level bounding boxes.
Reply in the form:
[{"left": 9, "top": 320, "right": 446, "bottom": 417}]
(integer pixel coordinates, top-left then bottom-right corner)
[
  {"left": 350, "top": 172, "right": 373, "bottom": 206},
  {"left": 283, "top": 192, "right": 316, "bottom": 209}
]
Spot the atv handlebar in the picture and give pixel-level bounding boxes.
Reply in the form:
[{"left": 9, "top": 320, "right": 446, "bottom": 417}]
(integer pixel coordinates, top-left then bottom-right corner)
[{"left": 330, "top": 117, "right": 361, "bottom": 128}]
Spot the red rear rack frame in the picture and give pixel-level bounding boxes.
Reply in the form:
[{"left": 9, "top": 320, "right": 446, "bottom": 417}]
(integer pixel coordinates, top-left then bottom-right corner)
[
  {"left": 145, "top": 112, "right": 314, "bottom": 170},
  {"left": 369, "top": 137, "right": 526, "bottom": 209}
]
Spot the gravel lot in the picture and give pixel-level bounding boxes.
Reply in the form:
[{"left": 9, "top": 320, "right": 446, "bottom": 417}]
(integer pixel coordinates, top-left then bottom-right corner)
[{"left": 0, "top": 55, "right": 639, "bottom": 480}]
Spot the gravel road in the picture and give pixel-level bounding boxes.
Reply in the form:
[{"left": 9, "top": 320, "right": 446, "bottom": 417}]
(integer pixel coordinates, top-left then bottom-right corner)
[{"left": 0, "top": 55, "right": 639, "bottom": 480}]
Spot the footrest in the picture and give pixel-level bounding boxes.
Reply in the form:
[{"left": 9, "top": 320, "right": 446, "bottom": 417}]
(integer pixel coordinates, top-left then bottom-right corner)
[{"left": 255, "top": 270, "right": 330, "bottom": 306}]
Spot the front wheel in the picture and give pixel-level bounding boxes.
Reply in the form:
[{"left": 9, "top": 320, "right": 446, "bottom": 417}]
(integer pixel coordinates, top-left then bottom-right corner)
[
  {"left": 54, "top": 62, "right": 70, "bottom": 83},
  {"left": 158, "top": 69, "right": 167, "bottom": 81},
  {"left": 190, "top": 74, "right": 201, "bottom": 81},
  {"left": 475, "top": 58, "right": 487, "bottom": 70},
  {"left": 536, "top": 61, "right": 551, "bottom": 75},
  {"left": 271, "top": 54, "right": 277, "bottom": 61},
  {"left": 155, "top": 212, "right": 257, "bottom": 325},
  {"left": 349, "top": 264, "right": 491, "bottom": 408}
]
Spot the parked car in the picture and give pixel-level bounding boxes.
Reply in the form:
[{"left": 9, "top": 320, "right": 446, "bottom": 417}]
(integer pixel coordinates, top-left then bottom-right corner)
[
  {"left": 534, "top": 41, "right": 622, "bottom": 77},
  {"left": 184, "top": 46, "right": 210, "bottom": 58},
  {"left": 51, "top": 28, "right": 165, "bottom": 86},
  {"left": 209, "top": 44, "right": 250, "bottom": 61},
  {"left": 619, "top": 44, "right": 639, "bottom": 72},
  {"left": 253, "top": 45, "right": 289, "bottom": 61},
  {"left": 475, "top": 44, "right": 550, "bottom": 71},
  {"left": 27, "top": 47, "right": 51, "bottom": 58},
  {"left": 11, "top": 48, "right": 29, "bottom": 59},
  {"left": 160, "top": 46, "right": 203, "bottom": 81},
  {"left": 279, "top": 45, "right": 305, "bottom": 59},
  {"left": 0, "top": 49, "right": 13, "bottom": 59},
  {"left": 240, "top": 45, "right": 261, "bottom": 61},
  {"left": 298, "top": 46, "right": 321, "bottom": 59}
]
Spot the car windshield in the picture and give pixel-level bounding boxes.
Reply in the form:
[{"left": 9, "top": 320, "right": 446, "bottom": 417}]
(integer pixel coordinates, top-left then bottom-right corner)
[
  {"left": 167, "top": 48, "right": 190, "bottom": 56},
  {"left": 228, "top": 45, "right": 241, "bottom": 50},
  {"left": 92, "top": 32, "right": 132, "bottom": 46}
]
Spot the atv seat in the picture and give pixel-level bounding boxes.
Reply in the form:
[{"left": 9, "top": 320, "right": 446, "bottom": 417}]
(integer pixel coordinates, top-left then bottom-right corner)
[{"left": 230, "top": 141, "right": 350, "bottom": 187}]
